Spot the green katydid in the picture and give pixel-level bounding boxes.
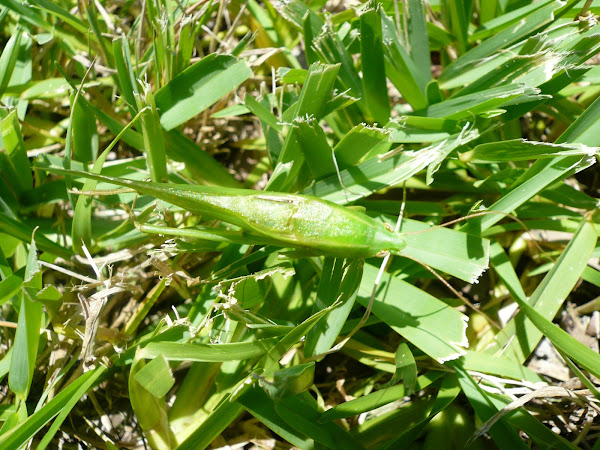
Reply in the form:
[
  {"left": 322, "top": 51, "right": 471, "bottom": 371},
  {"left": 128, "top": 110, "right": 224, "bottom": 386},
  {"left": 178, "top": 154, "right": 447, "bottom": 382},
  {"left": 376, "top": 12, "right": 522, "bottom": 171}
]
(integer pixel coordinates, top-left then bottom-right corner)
[{"left": 43, "top": 168, "right": 408, "bottom": 259}]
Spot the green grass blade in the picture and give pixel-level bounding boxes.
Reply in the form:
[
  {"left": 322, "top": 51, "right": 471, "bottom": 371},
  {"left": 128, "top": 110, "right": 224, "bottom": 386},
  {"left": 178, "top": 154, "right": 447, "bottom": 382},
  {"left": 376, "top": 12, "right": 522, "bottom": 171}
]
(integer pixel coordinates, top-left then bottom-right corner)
[
  {"left": 467, "top": 139, "right": 598, "bottom": 162},
  {"left": 463, "top": 156, "right": 589, "bottom": 232},
  {"left": 320, "top": 371, "right": 444, "bottom": 422},
  {"left": 423, "top": 84, "right": 544, "bottom": 119},
  {"left": 443, "top": 0, "right": 470, "bottom": 55},
  {"left": 275, "top": 392, "right": 364, "bottom": 449},
  {"left": 359, "top": 264, "right": 469, "bottom": 363},
  {"left": 333, "top": 123, "right": 389, "bottom": 169},
  {"left": 0, "top": 108, "right": 32, "bottom": 195},
  {"left": 135, "top": 85, "right": 168, "bottom": 183},
  {"left": 482, "top": 390, "right": 579, "bottom": 450},
  {"left": 461, "top": 351, "right": 543, "bottom": 382},
  {"left": 164, "top": 130, "right": 242, "bottom": 187},
  {"left": 112, "top": 36, "right": 139, "bottom": 113},
  {"left": 0, "top": 0, "right": 48, "bottom": 30},
  {"left": 0, "top": 214, "right": 70, "bottom": 258},
  {"left": 139, "top": 337, "right": 280, "bottom": 361},
  {"left": 404, "top": 0, "right": 431, "bottom": 87},
  {"left": 129, "top": 351, "right": 173, "bottom": 449},
  {"left": 381, "top": 374, "right": 462, "bottom": 449},
  {"left": 155, "top": 54, "right": 251, "bottom": 130},
  {"left": 71, "top": 100, "right": 98, "bottom": 163},
  {"left": 28, "top": 0, "right": 89, "bottom": 35},
  {"left": 267, "top": 301, "right": 338, "bottom": 363},
  {"left": 399, "top": 217, "right": 490, "bottom": 283},
  {"left": 557, "top": 83, "right": 600, "bottom": 146},
  {"left": 454, "top": 364, "right": 530, "bottom": 449},
  {"left": 388, "top": 342, "right": 418, "bottom": 395},
  {"left": 311, "top": 25, "right": 364, "bottom": 112},
  {"left": 360, "top": 2, "right": 390, "bottom": 124},
  {"left": 388, "top": 116, "right": 459, "bottom": 143},
  {"left": 305, "top": 259, "right": 362, "bottom": 357},
  {"left": 471, "top": 0, "right": 555, "bottom": 42},
  {"left": 267, "top": 63, "right": 340, "bottom": 191},
  {"left": 0, "top": 366, "right": 106, "bottom": 450},
  {"left": 238, "top": 386, "right": 314, "bottom": 447},
  {"left": 8, "top": 235, "right": 42, "bottom": 402},
  {"left": 0, "top": 25, "right": 23, "bottom": 98},
  {"left": 380, "top": 10, "right": 428, "bottom": 110},
  {"left": 176, "top": 395, "right": 243, "bottom": 450},
  {"left": 294, "top": 116, "right": 336, "bottom": 180},
  {"left": 134, "top": 355, "right": 175, "bottom": 399},
  {"left": 304, "top": 128, "right": 479, "bottom": 204},
  {"left": 439, "top": 1, "right": 560, "bottom": 87},
  {"left": 71, "top": 107, "right": 147, "bottom": 254},
  {"left": 0, "top": 274, "right": 22, "bottom": 306},
  {"left": 496, "top": 216, "right": 597, "bottom": 362},
  {"left": 515, "top": 293, "right": 600, "bottom": 378}
]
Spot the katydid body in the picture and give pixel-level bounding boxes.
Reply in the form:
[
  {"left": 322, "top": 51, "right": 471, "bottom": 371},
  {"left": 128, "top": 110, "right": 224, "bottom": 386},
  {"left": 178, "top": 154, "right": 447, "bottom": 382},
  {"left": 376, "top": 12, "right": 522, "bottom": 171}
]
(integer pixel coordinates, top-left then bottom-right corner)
[{"left": 48, "top": 169, "right": 406, "bottom": 258}]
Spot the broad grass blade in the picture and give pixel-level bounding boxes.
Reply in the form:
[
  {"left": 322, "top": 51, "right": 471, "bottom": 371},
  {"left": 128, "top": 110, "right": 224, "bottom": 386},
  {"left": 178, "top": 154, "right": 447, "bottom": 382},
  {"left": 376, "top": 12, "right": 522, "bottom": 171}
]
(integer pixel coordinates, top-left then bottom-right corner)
[
  {"left": 359, "top": 264, "right": 469, "bottom": 363},
  {"left": 361, "top": 2, "right": 390, "bottom": 124},
  {"left": 155, "top": 54, "right": 251, "bottom": 130}
]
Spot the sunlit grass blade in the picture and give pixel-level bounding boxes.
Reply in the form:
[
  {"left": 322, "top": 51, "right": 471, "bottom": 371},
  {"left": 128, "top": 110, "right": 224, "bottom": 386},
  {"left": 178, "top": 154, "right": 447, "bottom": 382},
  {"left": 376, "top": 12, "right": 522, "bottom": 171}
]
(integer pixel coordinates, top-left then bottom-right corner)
[
  {"left": 320, "top": 371, "right": 444, "bottom": 422},
  {"left": 422, "top": 84, "right": 545, "bottom": 119},
  {"left": 461, "top": 351, "right": 543, "bottom": 382},
  {"left": 359, "top": 264, "right": 469, "bottom": 363},
  {"left": 439, "top": 1, "right": 560, "bottom": 88},
  {"left": 466, "top": 139, "right": 598, "bottom": 162},
  {"left": 398, "top": 217, "right": 490, "bottom": 283},
  {"left": 310, "top": 24, "right": 364, "bottom": 112},
  {"left": 112, "top": 36, "right": 139, "bottom": 113},
  {"left": 8, "top": 234, "right": 42, "bottom": 403},
  {"left": 139, "top": 337, "right": 280, "bottom": 361},
  {"left": 380, "top": 10, "right": 428, "bottom": 110},
  {"left": 304, "top": 259, "right": 362, "bottom": 357},
  {"left": 333, "top": 123, "right": 389, "bottom": 168},
  {"left": 471, "top": 0, "right": 555, "bottom": 42},
  {"left": 267, "top": 62, "right": 339, "bottom": 191},
  {"left": 0, "top": 275, "right": 22, "bottom": 306},
  {"left": 0, "top": 25, "right": 23, "bottom": 98},
  {"left": 135, "top": 84, "right": 168, "bottom": 183},
  {"left": 129, "top": 350, "right": 173, "bottom": 449},
  {"left": 176, "top": 395, "right": 243, "bottom": 450},
  {"left": 360, "top": 2, "right": 390, "bottom": 124},
  {"left": 154, "top": 54, "right": 252, "bottom": 130},
  {"left": 304, "top": 128, "right": 479, "bottom": 204},
  {"left": 0, "top": 213, "right": 71, "bottom": 259},
  {"left": 294, "top": 115, "right": 336, "bottom": 180},
  {"left": 404, "top": 0, "right": 431, "bottom": 87}
]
